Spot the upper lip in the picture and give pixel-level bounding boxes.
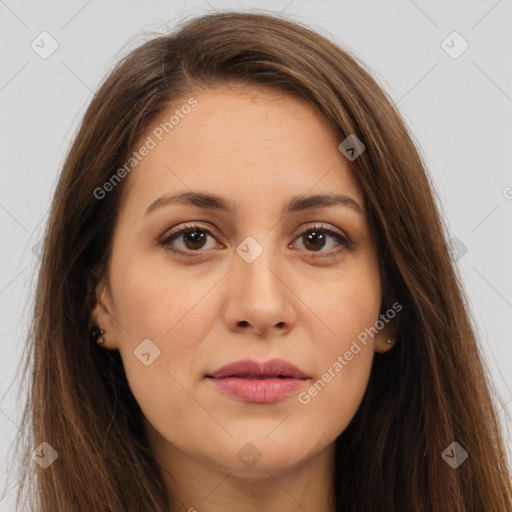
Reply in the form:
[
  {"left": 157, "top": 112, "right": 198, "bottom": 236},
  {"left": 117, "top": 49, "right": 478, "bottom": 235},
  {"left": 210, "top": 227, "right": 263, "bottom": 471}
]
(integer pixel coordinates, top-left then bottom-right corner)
[{"left": 206, "top": 358, "right": 309, "bottom": 379}]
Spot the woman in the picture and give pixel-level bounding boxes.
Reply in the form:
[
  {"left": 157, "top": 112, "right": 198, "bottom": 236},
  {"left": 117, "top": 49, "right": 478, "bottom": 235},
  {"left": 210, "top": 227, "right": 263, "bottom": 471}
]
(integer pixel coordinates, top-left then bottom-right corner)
[{"left": 9, "top": 10, "right": 512, "bottom": 511}]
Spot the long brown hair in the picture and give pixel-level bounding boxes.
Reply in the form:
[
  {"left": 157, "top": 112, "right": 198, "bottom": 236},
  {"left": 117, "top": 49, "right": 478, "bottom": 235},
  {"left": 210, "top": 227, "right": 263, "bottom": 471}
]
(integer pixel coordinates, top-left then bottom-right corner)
[{"left": 7, "top": 10, "right": 512, "bottom": 511}]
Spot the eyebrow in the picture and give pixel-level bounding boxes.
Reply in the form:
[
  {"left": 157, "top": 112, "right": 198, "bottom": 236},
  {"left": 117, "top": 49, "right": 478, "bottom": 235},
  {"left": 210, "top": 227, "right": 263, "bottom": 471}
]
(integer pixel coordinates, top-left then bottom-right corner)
[{"left": 144, "top": 191, "right": 365, "bottom": 216}]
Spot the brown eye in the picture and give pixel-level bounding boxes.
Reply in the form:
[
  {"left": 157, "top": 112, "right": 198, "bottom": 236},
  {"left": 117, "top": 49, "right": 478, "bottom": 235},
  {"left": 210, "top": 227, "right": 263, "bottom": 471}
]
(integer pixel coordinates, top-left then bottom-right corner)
[
  {"left": 159, "top": 223, "right": 220, "bottom": 258},
  {"left": 180, "top": 228, "right": 208, "bottom": 250},
  {"left": 291, "top": 224, "right": 352, "bottom": 258},
  {"left": 302, "top": 229, "right": 328, "bottom": 251}
]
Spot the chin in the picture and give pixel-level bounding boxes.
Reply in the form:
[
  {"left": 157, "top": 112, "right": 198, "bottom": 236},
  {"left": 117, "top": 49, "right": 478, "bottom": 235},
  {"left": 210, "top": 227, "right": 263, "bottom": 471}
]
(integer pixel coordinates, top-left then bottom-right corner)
[{"left": 209, "top": 428, "right": 319, "bottom": 477}]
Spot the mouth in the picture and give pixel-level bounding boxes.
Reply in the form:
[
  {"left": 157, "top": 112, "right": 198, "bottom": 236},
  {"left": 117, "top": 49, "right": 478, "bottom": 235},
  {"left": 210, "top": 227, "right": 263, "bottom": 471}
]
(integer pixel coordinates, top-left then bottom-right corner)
[
  {"left": 205, "top": 358, "right": 310, "bottom": 403},
  {"left": 206, "top": 358, "right": 309, "bottom": 380}
]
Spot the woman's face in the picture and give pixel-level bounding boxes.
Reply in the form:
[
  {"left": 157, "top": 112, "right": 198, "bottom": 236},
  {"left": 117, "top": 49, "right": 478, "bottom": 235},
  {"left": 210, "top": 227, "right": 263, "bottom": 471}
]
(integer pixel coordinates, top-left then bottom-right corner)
[{"left": 93, "top": 85, "right": 393, "bottom": 480}]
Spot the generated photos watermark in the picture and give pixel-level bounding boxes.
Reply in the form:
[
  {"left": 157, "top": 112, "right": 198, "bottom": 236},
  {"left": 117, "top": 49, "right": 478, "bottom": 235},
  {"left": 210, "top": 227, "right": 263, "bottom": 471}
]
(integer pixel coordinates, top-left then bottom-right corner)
[
  {"left": 298, "top": 301, "right": 402, "bottom": 405},
  {"left": 93, "top": 97, "right": 198, "bottom": 200}
]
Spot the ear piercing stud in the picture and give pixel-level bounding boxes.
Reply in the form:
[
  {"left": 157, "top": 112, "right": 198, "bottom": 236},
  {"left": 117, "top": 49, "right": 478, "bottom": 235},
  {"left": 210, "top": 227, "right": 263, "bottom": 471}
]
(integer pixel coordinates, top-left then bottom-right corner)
[{"left": 90, "top": 327, "right": 105, "bottom": 345}]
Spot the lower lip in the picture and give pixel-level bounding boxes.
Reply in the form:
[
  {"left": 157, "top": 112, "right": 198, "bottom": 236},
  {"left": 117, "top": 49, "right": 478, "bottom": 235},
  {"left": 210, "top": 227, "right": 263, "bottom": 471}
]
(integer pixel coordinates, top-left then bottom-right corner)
[{"left": 207, "top": 377, "right": 307, "bottom": 403}]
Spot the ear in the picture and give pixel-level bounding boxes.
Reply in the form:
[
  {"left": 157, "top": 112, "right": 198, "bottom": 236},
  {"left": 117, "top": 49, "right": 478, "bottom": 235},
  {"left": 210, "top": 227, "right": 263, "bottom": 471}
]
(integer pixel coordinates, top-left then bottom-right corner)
[
  {"left": 373, "top": 301, "right": 401, "bottom": 354},
  {"left": 89, "top": 271, "right": 119, "bottom": 350}
]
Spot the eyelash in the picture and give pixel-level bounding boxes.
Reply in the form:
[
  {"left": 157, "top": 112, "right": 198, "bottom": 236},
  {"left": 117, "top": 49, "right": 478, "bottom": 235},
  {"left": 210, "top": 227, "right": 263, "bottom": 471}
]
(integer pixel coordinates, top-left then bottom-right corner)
[{"left": 158, "top": 222, "right": 353, "bottom": 260}]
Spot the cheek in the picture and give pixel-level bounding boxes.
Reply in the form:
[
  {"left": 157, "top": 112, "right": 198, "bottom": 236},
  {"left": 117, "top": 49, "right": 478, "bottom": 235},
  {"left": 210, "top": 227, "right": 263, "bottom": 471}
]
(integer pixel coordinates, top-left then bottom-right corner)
[
  {"left": 111, "top": 260, "right": 220, "bottom": 451},
  {"left": 294, "top": 264, "right": 380, "bottom": 434},
  {"left": 109, "top": 253, "right": 221, "bottom": 411},
  {"left": 305, "top": 255, "right": 381, "bottom": 352},
  {"left": 111, "top": 248, "right": 216, "bottom": 345}
]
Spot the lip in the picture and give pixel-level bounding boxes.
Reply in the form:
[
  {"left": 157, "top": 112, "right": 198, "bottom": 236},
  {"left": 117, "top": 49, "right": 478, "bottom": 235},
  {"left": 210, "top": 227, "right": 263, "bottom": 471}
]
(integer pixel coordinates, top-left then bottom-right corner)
[{"left": 205, "top": 358, "right": 310, "bottom": 403}]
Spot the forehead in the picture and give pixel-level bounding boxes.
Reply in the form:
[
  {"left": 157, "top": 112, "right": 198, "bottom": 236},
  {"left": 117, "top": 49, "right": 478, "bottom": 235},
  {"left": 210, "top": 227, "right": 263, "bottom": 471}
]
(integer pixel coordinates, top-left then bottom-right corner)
[{"left": 119, "top": 86, "right": 365, "bottom": 217}]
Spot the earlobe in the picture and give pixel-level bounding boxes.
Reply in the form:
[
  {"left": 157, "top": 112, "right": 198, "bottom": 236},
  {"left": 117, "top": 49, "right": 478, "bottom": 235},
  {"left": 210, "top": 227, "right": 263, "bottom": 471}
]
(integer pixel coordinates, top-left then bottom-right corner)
[
  {"left": 373, "top": 308, "right": 399, "bottom": 354},
  {"left": 88, "top": 274, "right": 117, "bottom": 350},
  {"left": 374, "top": 336, "right": 396, "bottom": 353}
]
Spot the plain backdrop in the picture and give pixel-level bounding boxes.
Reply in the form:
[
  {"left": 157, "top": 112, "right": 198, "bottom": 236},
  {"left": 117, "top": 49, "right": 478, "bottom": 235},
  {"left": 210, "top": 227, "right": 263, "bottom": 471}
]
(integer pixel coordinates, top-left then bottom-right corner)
[{"left": 1, "top": 0, "right": 511, "bottom": 508}]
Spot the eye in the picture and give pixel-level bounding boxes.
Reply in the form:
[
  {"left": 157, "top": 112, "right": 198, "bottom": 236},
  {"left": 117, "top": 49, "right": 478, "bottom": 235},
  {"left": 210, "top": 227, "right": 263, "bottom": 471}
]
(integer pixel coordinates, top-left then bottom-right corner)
[
  {"left": 159, "top": 223, "right": 221, "bottom": 258},
  {"left": 290, "top": 223, "right": 353, "bottom": 259}
]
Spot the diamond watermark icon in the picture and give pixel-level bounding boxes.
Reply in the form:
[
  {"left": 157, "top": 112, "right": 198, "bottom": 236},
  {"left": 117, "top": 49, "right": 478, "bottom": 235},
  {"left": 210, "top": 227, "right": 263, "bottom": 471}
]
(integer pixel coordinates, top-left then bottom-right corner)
[
  {"left": 237, "top": 442, "right": 263, "bottom": 468},
  {"left": 31, "top": 31, "right": 59, "bottom": 59},
  {"left": 236, "top": 236, "right": 263, "bottom": 264},
  {"left": 441, "top": 31, "right": 469, "bottom": 59},
  {"left": 442, "top": 442, "right": 468, "bottom": 468},
  {"left": 32, "top": 441, "right": 58, "bottom": 468},
  {"left": 134, "top": 338, "right": 161, "bottom": 366},
  {"left": 448, "top": 236, "right": 468, "bottom": 262},
  {"left": 338, "top": 134, "right": 365, "bottom": 161},
  {"left": 32, "top": 238, "right": 44, "bottom": 260}
]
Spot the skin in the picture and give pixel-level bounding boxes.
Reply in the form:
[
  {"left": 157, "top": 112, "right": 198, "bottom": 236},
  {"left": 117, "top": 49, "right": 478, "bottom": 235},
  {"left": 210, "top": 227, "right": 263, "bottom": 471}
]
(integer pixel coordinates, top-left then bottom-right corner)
[{"left": 92, "top": 85, "right": 396, "bottom": 512}]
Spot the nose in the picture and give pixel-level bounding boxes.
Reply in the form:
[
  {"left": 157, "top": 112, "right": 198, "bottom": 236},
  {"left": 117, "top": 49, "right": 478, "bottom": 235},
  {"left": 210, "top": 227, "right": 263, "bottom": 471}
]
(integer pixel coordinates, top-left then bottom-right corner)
[{"left": 221, "top": 246, "right": 297, "bottom": 338}]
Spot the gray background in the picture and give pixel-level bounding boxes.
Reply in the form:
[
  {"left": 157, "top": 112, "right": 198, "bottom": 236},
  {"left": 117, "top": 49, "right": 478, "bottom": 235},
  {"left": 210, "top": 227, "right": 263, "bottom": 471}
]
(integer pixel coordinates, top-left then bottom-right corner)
[{"left": 1, "top": 0, "right": 511, "bottom": 507}]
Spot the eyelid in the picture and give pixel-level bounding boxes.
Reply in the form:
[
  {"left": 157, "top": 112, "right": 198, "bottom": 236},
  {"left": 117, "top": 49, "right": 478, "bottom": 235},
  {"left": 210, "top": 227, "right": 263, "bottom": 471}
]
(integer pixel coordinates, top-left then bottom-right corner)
[
  {"left": 291, "top": 221, "right": 346, "bottom": 240},
  {"left": 160, "top": 222, "right": 220, "bottom": 243}
]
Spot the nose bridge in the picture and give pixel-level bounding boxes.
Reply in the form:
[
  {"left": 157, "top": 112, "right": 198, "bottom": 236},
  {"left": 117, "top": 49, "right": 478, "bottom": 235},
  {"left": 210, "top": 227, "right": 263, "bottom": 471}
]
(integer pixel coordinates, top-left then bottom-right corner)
[
  {"left": 223, "top": 231, "right": 295, "bottom": 336},
  {"left": 235, "top": 233, "right": 283, "bottom": 302}
]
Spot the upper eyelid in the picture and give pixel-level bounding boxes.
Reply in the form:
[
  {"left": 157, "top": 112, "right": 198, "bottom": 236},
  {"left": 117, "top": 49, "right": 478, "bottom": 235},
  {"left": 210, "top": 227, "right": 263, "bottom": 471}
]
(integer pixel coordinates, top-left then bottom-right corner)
[{"left": 161, "top": 222, "right": 219, "bottom": 243}]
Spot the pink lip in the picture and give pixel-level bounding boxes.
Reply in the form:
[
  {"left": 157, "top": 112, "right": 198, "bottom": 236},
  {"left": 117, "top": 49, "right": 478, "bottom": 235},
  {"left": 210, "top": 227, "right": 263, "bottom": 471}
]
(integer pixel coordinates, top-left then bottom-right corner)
[{"left": 206, "top": 358, "right": 310, "bottom": 403}]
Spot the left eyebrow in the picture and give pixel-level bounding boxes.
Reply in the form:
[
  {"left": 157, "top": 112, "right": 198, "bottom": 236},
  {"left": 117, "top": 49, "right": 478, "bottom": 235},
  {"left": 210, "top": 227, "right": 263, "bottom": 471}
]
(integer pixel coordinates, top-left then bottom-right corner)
[
  {"left": 144, "top": 191, "right": 365, "bottom": 216},
  {"left": 285, "top": 193, "right": 365, "bottom": 215}
]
